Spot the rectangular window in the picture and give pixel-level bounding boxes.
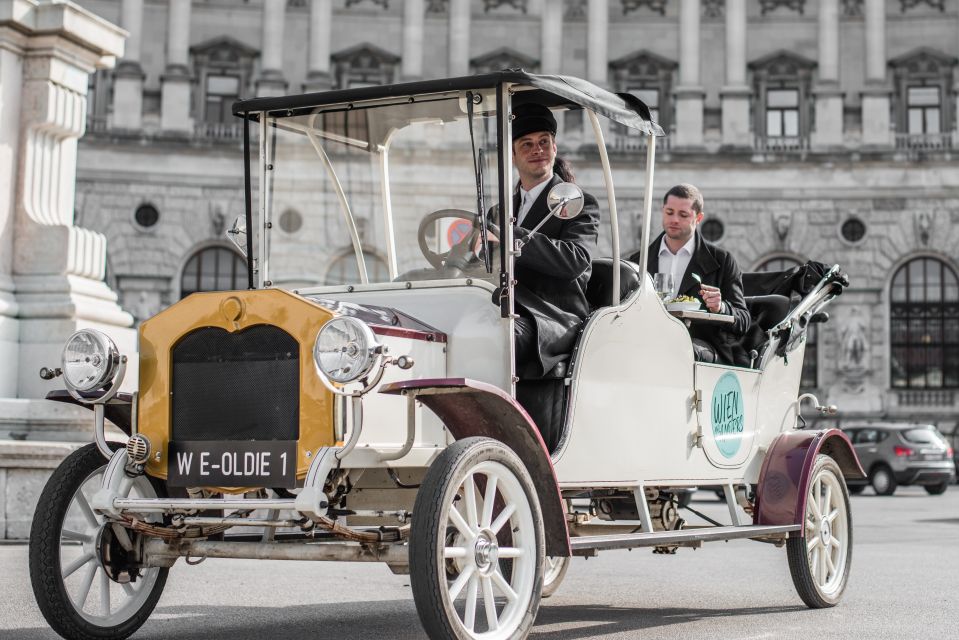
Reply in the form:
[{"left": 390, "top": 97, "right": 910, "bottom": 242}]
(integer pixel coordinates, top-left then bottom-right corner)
[
  {"left": 205, "top": 74, "right": 240, "bottom": 124},
  {"left": 634, "top": 87, "right": 660, "bottom": 124},
  {"left": 906, "top": 86, "right": 941, "bottom": 134},
  {"left": 766, "top": 88, "right": 800, "bottom": 138}
]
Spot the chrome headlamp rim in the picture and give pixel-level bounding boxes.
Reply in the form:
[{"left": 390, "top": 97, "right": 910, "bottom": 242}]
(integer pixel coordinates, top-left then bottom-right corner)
[
  {"left": 60, "top": 329, "right": 121, "bottom": 394},
  {"left": 313, "top": 316, "right": 383, "bottom": 386}
]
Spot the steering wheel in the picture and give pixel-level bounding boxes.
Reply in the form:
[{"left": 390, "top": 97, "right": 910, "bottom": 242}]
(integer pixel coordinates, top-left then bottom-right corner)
[{"left": 417, "top": 209, "right": 485, "bottom": 274}]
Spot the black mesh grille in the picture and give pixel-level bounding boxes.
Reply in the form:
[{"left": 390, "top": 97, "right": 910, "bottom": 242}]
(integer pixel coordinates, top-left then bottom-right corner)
[{"left": 172, "top": 325, "right": 299, "bottom": 441}]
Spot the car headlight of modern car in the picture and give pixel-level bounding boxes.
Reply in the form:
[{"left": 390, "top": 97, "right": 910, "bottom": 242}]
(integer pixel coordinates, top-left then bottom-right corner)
[
  {"left": 61, "top": 329, "right": 122, "bottom": 393},
  {"left": 313, "top": 317, "right": 382, "bottom": 384}
]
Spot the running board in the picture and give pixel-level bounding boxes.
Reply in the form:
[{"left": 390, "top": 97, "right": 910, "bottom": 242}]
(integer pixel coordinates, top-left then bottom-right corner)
[{"left": 569, "top": 524, "right": 800, "bottom": 553}]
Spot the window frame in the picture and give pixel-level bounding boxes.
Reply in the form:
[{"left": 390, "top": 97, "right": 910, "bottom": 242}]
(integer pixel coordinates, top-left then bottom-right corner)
[{"left": 177, "top": 243, "right": 247, "bottom": 300}]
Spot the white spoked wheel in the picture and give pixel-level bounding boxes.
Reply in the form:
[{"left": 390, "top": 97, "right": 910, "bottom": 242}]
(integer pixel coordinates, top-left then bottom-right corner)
[
  {"left": 410, "top": 437, "right": 544, "bottom": 640},
  {"left": 786, "top": 454, "right": 853, "bottom": 608},
  {"left": 540, "top": 556, "right": 570, "bottom": 599},
  {"left": 30, "top": 443, "right": 168, "bottom": 639}
]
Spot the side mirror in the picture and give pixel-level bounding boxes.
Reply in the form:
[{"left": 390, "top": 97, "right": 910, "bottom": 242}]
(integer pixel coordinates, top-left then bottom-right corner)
[
  {"left": 546, "top": 182, "right": 585, "bottom": 220},
  {"left": 227, "top": 216, "right": 247, "bottom": 257}
]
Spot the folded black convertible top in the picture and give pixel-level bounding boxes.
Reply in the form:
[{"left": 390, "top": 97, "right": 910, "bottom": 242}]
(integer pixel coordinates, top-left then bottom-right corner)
[{"left": 232, "top": 69, "right": 664, "bottom": 136}]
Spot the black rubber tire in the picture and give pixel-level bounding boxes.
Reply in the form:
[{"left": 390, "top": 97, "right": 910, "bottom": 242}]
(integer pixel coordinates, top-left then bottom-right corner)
[
  {"left": 847, "top": 484, "right": 866, "bottom": 495},
  {"left": 29, "top": 443, "right": 168, "bottom": 640},
  {"left": 786, "top": 455, "right": 853, "bottom": 609},
  {"left": 924, "top": 482, "right": 949, "bottom": 495},
  {"left": 409, "top": 437, "right": 544, "bottom": 640},
  {"left": 870, "top": 465, "right": 897, "bottom": 496},
  {"left": 540, "top": 555, "right": 570, "bottom": 599}
]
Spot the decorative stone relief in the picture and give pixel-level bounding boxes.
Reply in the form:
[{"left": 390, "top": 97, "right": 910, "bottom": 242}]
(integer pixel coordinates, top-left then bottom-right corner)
[
  {"left": 914, "top": 210, "right": 933, "bottom": 245},
  {"left": 345, "top": 0, "right": 390, "bottom": 9},
  {"left": 758, "top": 0, "right": 805, "bottom": 15},
  {"left": 838, "top": 307, "right": 870, "bottom": 392},
  {"left": 565, "top": 0, "right": 586, "bottom": 19},
  {"left": 622, "top": 0, "right": 668, "bottom": 15},
  {"left": 840, "top": 0, "right": 862, "bottom": 17},
  {"left": 774, "top": 212, "right": 792, "bottom": 244},
  {"left": 483, "top": 0, "right": 528, "bottom": 12},
  {"left": 899, "top": 0, "right": 945, "bottom": 12},
  {"left": 702, "top": 0, "right": 724, "bottom": 19},
  {"left": 427, "top": 0, "right": 448, "bottom": 13}
]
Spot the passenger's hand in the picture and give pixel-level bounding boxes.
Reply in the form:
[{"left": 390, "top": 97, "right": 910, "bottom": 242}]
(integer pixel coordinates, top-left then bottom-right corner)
[{"left": 700, "top": 284, "right": 722, "bottom": 313}]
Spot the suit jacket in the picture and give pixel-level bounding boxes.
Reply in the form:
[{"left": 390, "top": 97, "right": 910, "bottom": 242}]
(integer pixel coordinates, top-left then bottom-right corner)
[
  {"left": 632, "top": 231, "right": 750, "bottom": 365},
  {"left": 513, "top": 174, "right": 600, "bottom": 377}
]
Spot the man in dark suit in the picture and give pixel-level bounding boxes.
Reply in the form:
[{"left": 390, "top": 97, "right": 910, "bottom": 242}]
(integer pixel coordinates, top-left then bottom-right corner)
[
  {"left": 629, "top": 184, "right": 749, "bottom": 364},
  {"left": 509, "top": 103, "right": 600, "bottom": 378}
]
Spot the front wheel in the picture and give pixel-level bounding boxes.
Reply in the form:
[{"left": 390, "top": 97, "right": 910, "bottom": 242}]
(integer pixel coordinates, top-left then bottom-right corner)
[
  {"left": 870, "top": 465, "right": 897, "bottom": 496},
  {"left": 786, "top": 455, "right": 853, "bottom": 608},
  {"left": 410, "top": 437, "right": 545, "bottom": 639},
  {"left": 29, "top": 443, "right": 168, "bottom": 640}
]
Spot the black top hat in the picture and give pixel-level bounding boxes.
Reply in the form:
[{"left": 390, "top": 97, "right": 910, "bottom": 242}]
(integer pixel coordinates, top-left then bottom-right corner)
[{"left": 511, "top": 103, "right": 557, "bottom": 141}]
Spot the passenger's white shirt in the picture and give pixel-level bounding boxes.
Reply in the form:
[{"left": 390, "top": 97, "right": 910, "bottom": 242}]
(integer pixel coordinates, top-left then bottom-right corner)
[
  {"left": 517, "top": 179, "right": 551, "bottom": 227},
  {"left": 657, "top": 234, "right": 696, "bottom": 298}
]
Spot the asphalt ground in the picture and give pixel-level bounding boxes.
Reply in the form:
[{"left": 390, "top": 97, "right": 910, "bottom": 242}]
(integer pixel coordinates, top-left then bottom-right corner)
[{"left": 1, "top": 485, "right": 956, "bottom": 639}]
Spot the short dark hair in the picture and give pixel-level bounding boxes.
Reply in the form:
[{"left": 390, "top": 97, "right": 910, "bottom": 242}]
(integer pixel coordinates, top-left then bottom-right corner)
[{"left": 663, "top": 184, "right": 703, "bottom": 214}]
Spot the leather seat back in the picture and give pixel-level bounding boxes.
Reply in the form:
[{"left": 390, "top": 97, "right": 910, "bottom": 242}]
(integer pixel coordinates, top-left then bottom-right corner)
[{"left": 586, "top": 257, "right": 642, "bottom": 309}]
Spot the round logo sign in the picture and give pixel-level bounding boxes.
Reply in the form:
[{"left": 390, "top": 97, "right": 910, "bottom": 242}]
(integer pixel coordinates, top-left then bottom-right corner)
[
  {"left": 446, "top": 219, "right": 473, "bottom": 247},
  {"left": 711, "top": 372, "right": 745, "bottom": 458}
]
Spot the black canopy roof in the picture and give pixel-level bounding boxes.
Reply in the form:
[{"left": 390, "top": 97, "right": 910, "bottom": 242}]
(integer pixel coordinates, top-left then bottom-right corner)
[{"left": 232, "top": 70, "right": 664, "bottom": 136}]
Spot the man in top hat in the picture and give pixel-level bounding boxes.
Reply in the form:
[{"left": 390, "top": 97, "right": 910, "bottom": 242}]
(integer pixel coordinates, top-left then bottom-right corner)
[{"left": 509, "top": 103, "right": 600, "bottom": 378}]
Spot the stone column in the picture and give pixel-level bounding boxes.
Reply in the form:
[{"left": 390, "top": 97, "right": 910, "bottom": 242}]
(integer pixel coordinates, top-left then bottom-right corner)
[
  {"left": 586, "top": 0, "right": 608, "bottom": 85},
  {"left": 258, "top": 0, "right": 288, "bottom": 96},
  {"left": 160, "top": 0, "right": 193, "bottom": 132},
  {"left": 448, "top": 0, "right": 470, "bottom": 77},
  {"left": 402, "top": 0, "right": 425, "bottom": 80},
  {"left": 112, "top": 0, "right": 145, "bottom": 130},
  {"left": 674, "top": 0, "right": 704, "bottom": 148},
  {"left": 812, "top": 0, "right": 843, "bottom": 149},
  {"left": 861, "top": 0, "right": 892, "bottom": 147},
  {"left": 720, "top": 0, "right": 750, "bottom": 148},
  {"left": 541, "top": 0, "right": 563, "bottom": 75},
  {"left": 306, "top": 0, "right": 333, "bottom": 91}
]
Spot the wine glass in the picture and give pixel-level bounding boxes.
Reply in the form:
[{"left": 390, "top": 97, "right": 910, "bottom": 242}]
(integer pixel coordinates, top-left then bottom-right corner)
[{"left": 654, "top": 273, "right": 673, "bottom": 301}]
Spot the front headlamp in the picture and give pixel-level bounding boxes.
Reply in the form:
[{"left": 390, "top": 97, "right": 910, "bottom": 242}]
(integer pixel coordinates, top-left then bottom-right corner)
[
  {"left": 61, "top": 330, "right": 121, "bottom": 393},
  {"left": 313, "top": 317, "right": 382, "bottom": 384}
]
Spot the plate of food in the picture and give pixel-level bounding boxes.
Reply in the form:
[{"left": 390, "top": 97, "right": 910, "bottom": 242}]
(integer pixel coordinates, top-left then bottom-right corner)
[{"left": 666, "top": 295, "right": 702, "bottom": 312}]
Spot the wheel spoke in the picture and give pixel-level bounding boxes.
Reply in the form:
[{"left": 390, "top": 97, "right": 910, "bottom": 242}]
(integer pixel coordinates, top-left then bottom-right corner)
[
  {"left": 99, "top": 569, "right": 111, "bottom": 616},
  {"left": 829, "top": 536, "right": 842, "bottom": 550},
  {"left": 806, "top": 536, "right": 819, "bottom": 554},
  {"left": 463, "top": 474, "right": 479, "bottom": 530},
  {"left": 497, "top": 547, "right": 524, "bottom": 559},
  {"left": 481, "top": 475, "right": 498, "bottom": 530},
  {"left": 826, "top": 507, "right": 840, "bottom": 524},
  {"left": 491, "top": 568, "right": 518, "bottom": 602},
  {"left": 818, "top": 541, "right": 828, "bottom": 585},
  {"left": 62, "top": 552, "right": 95, "bottom": 579},
  {"left": 72, "top": 561, "right": 97, "bottom": 609},
  {"left": 75, "top": 491, "right": 99, "bottom": 528},
  {"left": 121, "top": 582, "right": 136, "bottom": 597},
  {"left": 489, "top": 503, "right": 516, "bottom": 535},
  {"left": 825, "top": 547, "right": 837, "bottom": 576},
  {"left": 482, "top": 575, "right": 498, "bottom": 632},
  {"left": 448, "top": 505, "right": 475, "bottom": 540},
  {"left": 448, "top": 564, "right": 476, "bottom": 601},
  {"left": 444, "top": 547, "right": 468, "bottom": 559},
  {"left": 809, "top": 546, "right": 820, "bottom": 580},
  {"left": 808, "top": 489, "right": 823, "bottom": 521},
  {"left": 822, "top": 484, "right": 832, "bottom": 519},
  {"left": 61, "top": 528, "right": 91, "bottom": 543},
  {"left": 463, "top": 574, "right": 478, "bottom": 632}
]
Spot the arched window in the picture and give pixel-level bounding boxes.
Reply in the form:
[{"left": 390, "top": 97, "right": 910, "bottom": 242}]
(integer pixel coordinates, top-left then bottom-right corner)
[
  {"left": 324, "top": 249, "right": 390, "bottom": 285},
  {"left": 757, "top": 256, "right": 817, "bottom": 390},
  {"left": 180, "top": 246, "right": 246, "bottom": 299},
  {"left": 890, "top": 257, "right": 959, "bottom": 389}
]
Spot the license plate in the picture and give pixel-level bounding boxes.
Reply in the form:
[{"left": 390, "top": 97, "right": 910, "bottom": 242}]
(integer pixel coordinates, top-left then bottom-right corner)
[{"left": 168, "top": 440, "right": 296, "bottom": 488}]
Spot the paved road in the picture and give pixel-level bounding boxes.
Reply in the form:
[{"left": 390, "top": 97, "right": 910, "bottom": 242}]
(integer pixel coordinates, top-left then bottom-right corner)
[{"left": 2, "top": 486, "right": 956, "bottom": 639}]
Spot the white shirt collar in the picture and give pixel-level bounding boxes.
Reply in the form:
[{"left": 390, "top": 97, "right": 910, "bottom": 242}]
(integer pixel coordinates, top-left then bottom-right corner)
[
  {"left": 659, "top": 233, "right": 695, "bottom": 258},
  {"left": 520, "top": 179, "right": 551, "bottom": 206}
]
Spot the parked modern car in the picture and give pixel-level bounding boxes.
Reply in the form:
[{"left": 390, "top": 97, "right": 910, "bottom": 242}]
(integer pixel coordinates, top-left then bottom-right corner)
[{"left": 842, "top": 423, "right": 955, "bottom": 495}]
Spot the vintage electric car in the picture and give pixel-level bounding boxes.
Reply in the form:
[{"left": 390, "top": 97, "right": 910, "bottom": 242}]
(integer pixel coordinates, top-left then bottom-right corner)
[{"left": 30, "top": 71, "right": 860, "bottom": 640}]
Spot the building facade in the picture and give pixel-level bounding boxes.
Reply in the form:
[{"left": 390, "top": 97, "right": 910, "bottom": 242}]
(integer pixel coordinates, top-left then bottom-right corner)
[{"left": 73, "top": 0, "right": 959, "bottom": 438}]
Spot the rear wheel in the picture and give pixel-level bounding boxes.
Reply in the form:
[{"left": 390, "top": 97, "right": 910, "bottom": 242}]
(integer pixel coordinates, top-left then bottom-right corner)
[
  {"left": 924, "top": 482, "right": 949, "bottom": 495},
  {"left": 410, "top": 437, "right": 545, "bottom": 639},
  {"left": 847, "top": 484, "right": 865, "bottom": 495},
  {"left": 29, "top": 443, "right": 168, "bottom": 640},
  {"left": 870, "top": 465, "right": 897, "bottom": 496},
  {"left": 540, "top": 555, "right": 570, "bottom": 599},
  {"left": 786, "top": 455, "right": 853, "bottom": 608}
]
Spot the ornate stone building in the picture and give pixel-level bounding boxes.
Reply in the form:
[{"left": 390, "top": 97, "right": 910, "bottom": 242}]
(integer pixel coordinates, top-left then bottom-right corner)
[{"left": 64, "top": 0, "right": 959, "bottom": 442}]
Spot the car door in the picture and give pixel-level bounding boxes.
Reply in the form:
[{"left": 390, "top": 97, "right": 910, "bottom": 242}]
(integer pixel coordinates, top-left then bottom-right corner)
[{"left": 852, "top": 428, "right": 880, "bottom": 470}]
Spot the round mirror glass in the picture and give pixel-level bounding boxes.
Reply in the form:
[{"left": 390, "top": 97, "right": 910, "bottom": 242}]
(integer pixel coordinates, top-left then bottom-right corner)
[{"left": 546, "top": 182, "right": 585, "bottom": 220}]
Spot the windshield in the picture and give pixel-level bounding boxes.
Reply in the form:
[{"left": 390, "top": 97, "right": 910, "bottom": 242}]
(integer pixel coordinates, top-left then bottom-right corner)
[
  {"left": 260, "top": 91, "right": 501, "bottom": 289},
  {"left": 901, "top": 426, "right": 947, "bottom": 446}
]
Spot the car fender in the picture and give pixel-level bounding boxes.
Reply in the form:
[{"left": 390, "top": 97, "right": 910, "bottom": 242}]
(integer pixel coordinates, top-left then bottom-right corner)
[
  {"left": 45, "top": 390, "right": 133, "bottom": 436},
  {"left": 380, "top": 378, "right": 570, "bottom": 557},
  {"left": 754, "top": 428, "right": 865, "bottom": 527}
]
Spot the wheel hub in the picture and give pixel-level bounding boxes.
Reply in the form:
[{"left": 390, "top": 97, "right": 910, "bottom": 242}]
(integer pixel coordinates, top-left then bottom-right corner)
[
  {"left": 473, "top": 531, "right": 499, "bottom": 574},
  {"left": 819, "top": 518, "right": 831, "bottom": 545}
]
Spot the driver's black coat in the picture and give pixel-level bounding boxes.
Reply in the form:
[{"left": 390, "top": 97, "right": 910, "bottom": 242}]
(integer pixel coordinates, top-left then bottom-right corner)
[{"left": 512, "top": 175, "right": 600, "bottom": 378}]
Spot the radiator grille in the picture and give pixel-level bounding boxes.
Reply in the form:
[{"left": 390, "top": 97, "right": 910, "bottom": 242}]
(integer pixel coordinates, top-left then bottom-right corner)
[{"left": 171, "top": 325, "right": 299, "bottom": 442}]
